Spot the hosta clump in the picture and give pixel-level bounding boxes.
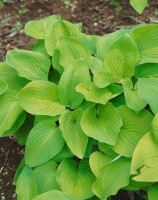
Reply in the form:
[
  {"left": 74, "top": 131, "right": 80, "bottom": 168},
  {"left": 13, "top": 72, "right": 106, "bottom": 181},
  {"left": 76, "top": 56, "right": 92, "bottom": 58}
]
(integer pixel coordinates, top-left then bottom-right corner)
[{"left": 1, "top": 15, "right": 158, "bottom": 200}]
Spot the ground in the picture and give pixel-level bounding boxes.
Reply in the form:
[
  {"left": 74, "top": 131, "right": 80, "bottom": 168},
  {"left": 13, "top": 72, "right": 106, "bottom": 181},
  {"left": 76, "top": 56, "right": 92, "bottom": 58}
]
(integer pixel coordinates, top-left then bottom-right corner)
[{"left": 0, "top": 0, "right": 157, "bottom": 199}]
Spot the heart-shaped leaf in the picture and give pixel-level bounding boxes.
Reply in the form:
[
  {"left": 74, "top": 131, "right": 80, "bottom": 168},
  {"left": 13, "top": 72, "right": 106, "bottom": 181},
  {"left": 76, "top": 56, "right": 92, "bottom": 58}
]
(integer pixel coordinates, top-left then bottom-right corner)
[
  {"left": 121, "top": 78, "right": 147, "bottom": 113},
  {"left": 25, "top": 120, "right": 65, "bottom": 167},
  {"left": 81, "top": 103, "right": 123, "bottom": 144},
  {"left": 56, "top": 159, "right": 95, "bottom": 200},
  {"left": 60, "top": 109, "right": 88, "bottom": 159}
]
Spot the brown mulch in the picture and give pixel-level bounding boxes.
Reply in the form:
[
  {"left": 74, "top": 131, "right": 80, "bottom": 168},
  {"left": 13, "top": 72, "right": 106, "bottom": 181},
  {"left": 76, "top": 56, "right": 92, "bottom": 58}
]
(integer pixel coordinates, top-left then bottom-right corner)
[{"left": 0, "top": 0, "right": 157, "bottom": 199}]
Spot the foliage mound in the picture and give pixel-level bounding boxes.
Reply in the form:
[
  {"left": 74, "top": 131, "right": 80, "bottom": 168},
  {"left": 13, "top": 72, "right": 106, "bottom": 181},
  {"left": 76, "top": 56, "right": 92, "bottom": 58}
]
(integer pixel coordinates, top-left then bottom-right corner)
[{"left": 1, "top": 15, "right": 158, "bottom": 200}]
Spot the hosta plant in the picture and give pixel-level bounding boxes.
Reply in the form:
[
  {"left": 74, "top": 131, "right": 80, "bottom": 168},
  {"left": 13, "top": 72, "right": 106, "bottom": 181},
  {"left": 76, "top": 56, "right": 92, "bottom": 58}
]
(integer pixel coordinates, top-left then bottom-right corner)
[{"left": 1, "top": 15, "right": 158, "bottom": 200}]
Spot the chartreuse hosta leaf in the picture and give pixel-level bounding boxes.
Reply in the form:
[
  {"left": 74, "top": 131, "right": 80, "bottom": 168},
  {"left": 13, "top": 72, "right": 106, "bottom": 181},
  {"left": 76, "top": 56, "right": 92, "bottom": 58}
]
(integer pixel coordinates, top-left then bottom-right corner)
[
  {"left": 0, "top": 78, "right": 7, "bottom": 95},
  {"left": 90, "top": 57, "right": 104, "bottom": 74},
  {"left": 138, "top": 78, "right": 158, "bottom": 114},
  {"left": 111, "top": 106, "right": 153, "bottom": 158},
  {"left": 0, "top": 90, "right": 23, "bottom": 136},
  {"left": 24, "top": 15, "right": 61, "bottom": 39},
  {"left": 0, "top": 62, "right": 28, "bottom": 91},
  {"left": 76, "top": 82, "right": 111, "bottom": 105},
  {"left": 82, "top": 34, "right": 98, "bottom": 55},
  {"left": 81, "top": 103, "right": 123, "bottom": 144},
  {"left": 59, "top": 59, "right": 91, "bottom": 109},
  {"left": 32, "top": 40, "right": 49, "bottom": 56},
  {"left": 56, "top": 159, "right": 95, "bottom": 200},
  {"left": 121, "top": 78, "right": 147, "bottom": 113},
  {"left": 57, "top": 36, "right": 93, "bottom": 69},
  {"left": 4, "top": 111, "right": 26, "bottom": 137},
  {"left": 135, "top": 63, "right": 158, "bottom": 78},
  {"left": 16, "top": 165, "right": 38, "bottom": 200},
  {"left": 130, "top": 24, "right": 158, "bottom": 64},
  {"left": 130, "top": 0, "right": 148, "bottom": 14},
  {"left": 104, "top": 34, "right": 139, "bottom": 78},
  {"left": 17, "top": 80, "right": 65, "bottom": 116},
  {"left": 59, "top": 109, "right": 88, "bottom": 159},
  {"left": 131, "top": 132, "right": 158, "bottom": 182},
  {"left": 34, "top": 161, "right": 59, "bottom": 194},
  {"left": 96, "top": 30, "right": 122, "bottom": 61},
  {"left": 89, "top": 151, "right": 114, "bottom": 177},
  {"left": 76, "top": 82, "right": 123, "bottom": 105},
  {"left": 13, "top": 158, "right": 25, "bottom": 185},
  {"left": 148, "top": 184, "right": 158, "bottom": 200},
  {"left": 92, "top": 157, "right": 131, "bottom": 200},
  {"left": 94, "top": 34, "right": 139, "bottom": 88},
  {"left": 32, "top": 190, "right": 72, "bottom": 200},
  {"left": 6, "top": 50, "right": 51, "bottom": 81},
  {"left": 25, "top": 120, "right": 65, "bottom": 167},
  {"left": 45, "top": 20, "right": 82, "bottom": 56},
  {"left": 94, "top": 71, "right": 120, "bottom": 88}
]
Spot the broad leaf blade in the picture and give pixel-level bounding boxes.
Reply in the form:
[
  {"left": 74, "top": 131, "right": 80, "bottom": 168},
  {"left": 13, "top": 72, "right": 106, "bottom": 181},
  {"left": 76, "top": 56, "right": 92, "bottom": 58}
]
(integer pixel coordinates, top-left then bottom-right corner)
[
  {"left": 96, "top": 30, "right": 122, "bottom": 61},
  {"left": 45, "top": 20, "right": 82, "bottom": 56},
  {"left": 17, "top": 80, "right": 65, "bottom": 116},
  {"left": 76, "top": 82, "right": 112, "bottom": 105},
  {"left": 57, "top": 159, "right": 95, "bottom": 200},
  {"left": 0, "top": 62, "right": 28, "bottom": 91},
  {"left": 16, "top": 165, "right": 38, "bottom": 200},
  {"left": 111, "top": 106, "right": 153, "bottom": 157},
  {"left": 131, "top": 132, "right": 158, "bottom": 182},
  {"left": 81, "top": 103, "right": 123, "bottom": 145},
  {"left": 57, "top": 36, "right": 93, "bottom": 69},
  {"left": 130, "top": 24, "right": 158, "bottom": 64},
  {"left": 135, "top": 63, "right": 158, "bottom": 78},
  {"left": 6, "top": 50, "right": 51, "bottom": 81},
  {"left": 104, "top": 34, "right": 139, "bottom": 78},
  {"left": 89, "top": 151, "right": 114, "bottom": 177},
  {"left": 34, "top": 161, "right": 60, "bottom": 194},
  {"left": 121, "top": 78, "right": 147, "bottom": 113},
  {"left": 24, "top": 15, "right": 60, "bottom": 39},
  {"left": 59, "top": 109, "right": 88, "bottom": 159},
  {"left": 25, "top": 120, "right": 65, "bottom": 167},
  {"left": 92, "top": 157, "right": 131, "bottom": 200},
  {"left": 0, "top": 78, "right": 8, "bottom": 95},
  {"left": 0, "top": 90, "right": 23, "bottom": 136},
  {"left": 138, "top": 78, "right": 158, "bottom": 114},
  {"left": 59, "top": 59, "right": 91, "bottom": 109}
]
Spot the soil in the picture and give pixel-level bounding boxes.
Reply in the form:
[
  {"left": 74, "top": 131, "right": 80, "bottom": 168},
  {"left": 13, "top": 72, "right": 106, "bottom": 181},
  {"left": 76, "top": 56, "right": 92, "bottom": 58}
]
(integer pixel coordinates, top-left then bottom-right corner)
[{"left": 0, "top": 0, "right": 157, "bottom": 199}]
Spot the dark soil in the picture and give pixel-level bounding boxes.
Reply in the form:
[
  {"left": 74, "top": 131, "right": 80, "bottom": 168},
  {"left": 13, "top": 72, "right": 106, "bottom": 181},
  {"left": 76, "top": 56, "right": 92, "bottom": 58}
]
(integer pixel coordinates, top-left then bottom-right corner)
[{"left": 0, "top": 0, "right": 157, "bottom": 199}]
